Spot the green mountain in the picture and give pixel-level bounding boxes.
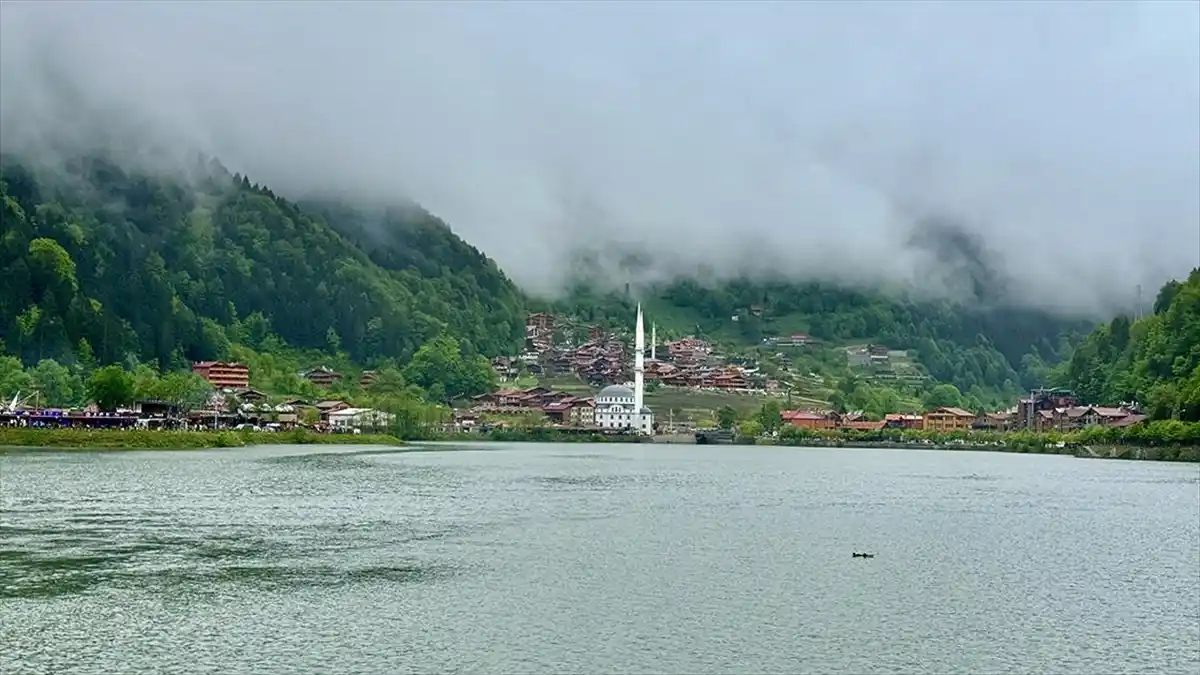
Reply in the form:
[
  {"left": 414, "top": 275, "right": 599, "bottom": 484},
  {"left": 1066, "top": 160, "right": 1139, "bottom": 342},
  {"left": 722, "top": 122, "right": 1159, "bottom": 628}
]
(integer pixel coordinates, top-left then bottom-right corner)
[
  {"left": 1059, "top": 269, "right": 1200, "bottom": 420},
  {"left": 0, "top": 149, "right": 1109, "bottom": 412},
  {"left": 0, "top": 153, "right": 525, "bottom": 369}
]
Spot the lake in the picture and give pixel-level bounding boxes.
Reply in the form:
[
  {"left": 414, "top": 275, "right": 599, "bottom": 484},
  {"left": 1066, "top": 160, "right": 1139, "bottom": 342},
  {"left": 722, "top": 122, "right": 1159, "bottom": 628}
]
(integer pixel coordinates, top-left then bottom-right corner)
[{"left": 2, "top": 443, "right": 1198, "bottom": 674}]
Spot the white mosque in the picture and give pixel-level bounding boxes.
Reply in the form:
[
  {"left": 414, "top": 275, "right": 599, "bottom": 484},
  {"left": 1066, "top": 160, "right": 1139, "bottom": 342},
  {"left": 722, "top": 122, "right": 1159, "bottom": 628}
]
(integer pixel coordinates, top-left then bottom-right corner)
[{"left": 593, "top": 304, "right": 655, "bottom": 435}]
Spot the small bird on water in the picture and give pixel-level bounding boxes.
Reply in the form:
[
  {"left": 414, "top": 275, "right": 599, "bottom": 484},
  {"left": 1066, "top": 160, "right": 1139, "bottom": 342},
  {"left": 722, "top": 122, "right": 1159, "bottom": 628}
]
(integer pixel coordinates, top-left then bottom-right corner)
[{"left": 852, "top": 552, "right": 875, "bottom": 559}]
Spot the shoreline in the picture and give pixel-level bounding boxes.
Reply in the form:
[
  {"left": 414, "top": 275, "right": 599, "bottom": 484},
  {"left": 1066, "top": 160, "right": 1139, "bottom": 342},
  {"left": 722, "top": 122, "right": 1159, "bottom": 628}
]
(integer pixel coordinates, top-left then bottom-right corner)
[
  {"left": 430, "top": 432, "right": 1200, "bottom": 462},
  {"left": 2, "top": 428, "right": 1196, "bottom": 463},
  {"left": 0, "top": 428, "right": 404, "bottom": 451}
]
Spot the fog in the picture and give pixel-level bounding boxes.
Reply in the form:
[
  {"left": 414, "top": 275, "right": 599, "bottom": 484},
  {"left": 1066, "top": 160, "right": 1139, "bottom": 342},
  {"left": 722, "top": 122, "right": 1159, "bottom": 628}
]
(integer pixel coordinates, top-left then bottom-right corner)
[{"left": 2, "top": 1, "right": 1198, "bottom": 315}]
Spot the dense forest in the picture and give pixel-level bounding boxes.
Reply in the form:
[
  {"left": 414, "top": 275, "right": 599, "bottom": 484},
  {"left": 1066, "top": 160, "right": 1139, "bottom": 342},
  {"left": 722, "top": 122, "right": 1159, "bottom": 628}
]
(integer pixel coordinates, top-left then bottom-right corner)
[
  {"left": 0, "top": 153, "right": 525, "bottom": 370},
  {"left": 1059, "top": 269, "right": 1200, "bottom": 420}
]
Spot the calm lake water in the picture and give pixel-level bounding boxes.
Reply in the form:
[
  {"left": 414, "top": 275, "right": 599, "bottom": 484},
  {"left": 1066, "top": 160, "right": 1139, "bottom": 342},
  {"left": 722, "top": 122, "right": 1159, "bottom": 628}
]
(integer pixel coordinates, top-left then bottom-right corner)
[{"left": 1, "top": 443, "right": 1198, "bottom": 674}]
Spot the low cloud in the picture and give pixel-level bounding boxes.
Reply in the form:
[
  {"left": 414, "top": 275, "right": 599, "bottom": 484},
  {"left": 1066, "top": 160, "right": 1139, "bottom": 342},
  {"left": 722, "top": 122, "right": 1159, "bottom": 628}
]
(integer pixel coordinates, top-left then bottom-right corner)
[{"left": 2, "top": 1, "right": 1197, "bottom": 315}]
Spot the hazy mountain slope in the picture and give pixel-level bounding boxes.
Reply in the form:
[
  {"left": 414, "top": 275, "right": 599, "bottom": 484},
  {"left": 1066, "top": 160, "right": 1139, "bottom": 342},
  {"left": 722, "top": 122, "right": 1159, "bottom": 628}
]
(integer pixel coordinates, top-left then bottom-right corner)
[
  {"left": 1, "top": 147, "right": 1096, "bottom": 404},
  {"left": 1061, "top": 269, "right": 1200, "bottom": 420},
  {"left": 539, "top": 271, "right": 1093, "bottom": 399},
  {"left": 0, "top": 152, "right": 525, "bottom": 368}
]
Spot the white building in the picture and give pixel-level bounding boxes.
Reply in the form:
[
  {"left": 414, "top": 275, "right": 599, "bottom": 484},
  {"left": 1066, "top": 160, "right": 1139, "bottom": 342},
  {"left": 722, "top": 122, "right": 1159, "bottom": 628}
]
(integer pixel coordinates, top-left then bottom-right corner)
[
  {"left": 593, "top": 304, "right": 654, "bottom": 435},
  {"left": 327, "top": 407, "right": 395, "bottom": 432}
]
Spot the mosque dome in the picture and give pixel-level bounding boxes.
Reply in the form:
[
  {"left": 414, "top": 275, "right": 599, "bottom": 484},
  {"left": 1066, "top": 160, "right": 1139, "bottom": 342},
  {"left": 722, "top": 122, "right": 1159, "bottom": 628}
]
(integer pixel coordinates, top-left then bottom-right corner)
[{"left": 598, "top": 384, "right": 635, "bottom": 400}]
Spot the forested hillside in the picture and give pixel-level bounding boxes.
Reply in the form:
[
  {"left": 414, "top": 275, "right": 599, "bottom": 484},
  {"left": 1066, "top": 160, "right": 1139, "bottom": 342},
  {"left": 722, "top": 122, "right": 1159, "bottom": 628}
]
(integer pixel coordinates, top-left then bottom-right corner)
[
  {"left": 541, "top": 278, "right": 1091, "bottom": 399},
  {"left": 0, "top": 147, "right": 1145, "bottom": 413},
  {"left": 1060, "top": 269, "right": 1200, "bottom": 420},
  {"left": 0, "top": 153, "right": 525, "bottom": 369}
]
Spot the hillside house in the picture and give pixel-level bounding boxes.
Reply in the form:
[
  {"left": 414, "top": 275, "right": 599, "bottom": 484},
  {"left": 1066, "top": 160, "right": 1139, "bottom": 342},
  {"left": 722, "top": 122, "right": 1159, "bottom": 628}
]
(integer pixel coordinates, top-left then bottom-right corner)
[
  {"left": 303, "top": 366, "right": 344, "bottom": 387},
  {"left": 192, "top": 361, "right": 250, "bottom": 389},
  {"left": 666, "top": 338, "right": 712, "bottom": 365},
  {"left": 490, "top": 356, "right": 519, "bottom": 380},
  {"left": 702, "top": 368, "right": 750, "bottom": 390},
  {"left": 526, "top": 312, "right": 555, "bottom": 333},
  {"left": 315, "top": 400, "right": 350, "bottom": 420},
  {"left": 234, "top": 389, "right": 268, "bottom": 404}
]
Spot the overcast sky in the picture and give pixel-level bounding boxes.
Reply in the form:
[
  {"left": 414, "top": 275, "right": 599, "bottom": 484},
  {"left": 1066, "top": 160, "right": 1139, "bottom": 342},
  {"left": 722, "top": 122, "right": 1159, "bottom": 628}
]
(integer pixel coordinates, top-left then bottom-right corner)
[{"left": 2, "top": 1, "right": 1197, "bottom": 315}]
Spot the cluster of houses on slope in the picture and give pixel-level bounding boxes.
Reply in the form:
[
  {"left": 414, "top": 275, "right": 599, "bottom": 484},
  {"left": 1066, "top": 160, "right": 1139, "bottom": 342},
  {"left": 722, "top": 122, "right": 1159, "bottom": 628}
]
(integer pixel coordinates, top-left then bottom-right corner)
[
  {"left": 501, "top": 313, "right": 776, "bottom": 392},
  {"left": 777, "top": 388, "right": 1146, "bottom": 435}
]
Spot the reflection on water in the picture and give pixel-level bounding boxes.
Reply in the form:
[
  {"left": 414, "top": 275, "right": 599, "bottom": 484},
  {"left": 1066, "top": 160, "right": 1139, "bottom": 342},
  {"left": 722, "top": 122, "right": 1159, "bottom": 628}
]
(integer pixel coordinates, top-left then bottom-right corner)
[{"left": 1, "top": 443, "right": 1198, "bottom": 675}]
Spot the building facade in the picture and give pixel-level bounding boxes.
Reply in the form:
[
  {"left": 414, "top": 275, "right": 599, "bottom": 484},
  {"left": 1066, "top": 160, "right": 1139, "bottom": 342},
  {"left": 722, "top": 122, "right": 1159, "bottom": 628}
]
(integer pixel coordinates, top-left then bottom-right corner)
[
  {"left": 922, "top": 406, "right": 976, "bottom": 432},
  {"left": 191, "top": 361, "right": 250, "bottom": 389},
  {"left": 303, "top": 366, "right": 344, "bottom": 387}
]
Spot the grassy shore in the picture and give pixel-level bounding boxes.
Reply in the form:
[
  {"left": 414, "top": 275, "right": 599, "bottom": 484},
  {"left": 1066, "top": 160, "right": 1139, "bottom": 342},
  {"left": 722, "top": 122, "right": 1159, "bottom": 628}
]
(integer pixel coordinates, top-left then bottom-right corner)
[
  {"left": 0, "top": 428, "right": 404, "bottom": 451},
  {"left": 4, "top": 427, "right": 1195, "bottom": 462},
  {"left": 434, "top": 429, "right": 650, "bottom": 444},
  {"left": 426, "top": 429, "right": 1200, "bottom": 462},
  {"left": 767, "top": 437, "right": 1200, "bottom": 461}
]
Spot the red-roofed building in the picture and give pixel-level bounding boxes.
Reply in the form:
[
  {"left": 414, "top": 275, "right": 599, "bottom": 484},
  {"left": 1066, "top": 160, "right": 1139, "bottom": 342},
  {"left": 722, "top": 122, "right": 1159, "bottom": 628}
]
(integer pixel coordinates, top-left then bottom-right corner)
[
  {"left": 191, "top": 361, "right": 249, "bottom": 389},
  {"left": 884, "top": 414, "right": 924, "bottom": 430},
  {"left": 782, "top": 410, "right": 836, "bottom": 430},
  {"left": 842, "top": 420, "right": 887, "bottom": 432}
]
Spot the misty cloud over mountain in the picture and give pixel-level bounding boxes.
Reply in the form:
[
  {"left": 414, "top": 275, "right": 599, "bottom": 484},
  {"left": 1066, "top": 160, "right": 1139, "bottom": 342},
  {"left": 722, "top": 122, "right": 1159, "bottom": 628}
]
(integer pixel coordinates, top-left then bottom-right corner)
[{"left": 2, "top": 1, "right": 1197, "bottom": 316}]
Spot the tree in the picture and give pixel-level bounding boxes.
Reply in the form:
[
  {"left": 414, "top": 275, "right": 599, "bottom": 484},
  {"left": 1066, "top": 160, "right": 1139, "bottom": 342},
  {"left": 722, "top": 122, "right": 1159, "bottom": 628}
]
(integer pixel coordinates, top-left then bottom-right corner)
[
  {"left": 131, "top": 363, "right": 162, "bottom": 400},
  {"left": 924, "top": 383, "right": 964, "bottom": 409},
  {"left": 240, "top": 312, "right": 273, "bottom": 350},
  {"left": 87, "top": 365, "right": 135, "bottom": 411},
  {"left": 739, "top": 419, "right": 763, "bottom": 438},
  {"left": 403, "top": 334, "right": 497, "bottom": 404},
  {"left": 0, "top": 356, "right": 32, "bottom": 398},
  {"left": 756, "top": 400, "right": 783, "bottom": 434},
  {"left": 367, "top": 366, "right": 408, "bottom": 395},
  {"left": 30, "top": 358, "right": 82, "bottom": 407},
  {"left": 1062, "top": 269, "right": 1200, "bottom": 419},
  {"left": 27, "top": 237, "right": 79, "bottom": 297},
  {"left": 829, "top": 391, "right": 848, "bottom": 414},
  {"left": 716, "top": 405, "right": 738, "bottom": 429},
  {"left": 77, "top": 338, "right": 96, "bottom": 373},
  {"left": 325, "top": 326, "right": 343, "bottom": 355},
  {"left": 155, "top": 371, "right": 213, "bottom": 410}
]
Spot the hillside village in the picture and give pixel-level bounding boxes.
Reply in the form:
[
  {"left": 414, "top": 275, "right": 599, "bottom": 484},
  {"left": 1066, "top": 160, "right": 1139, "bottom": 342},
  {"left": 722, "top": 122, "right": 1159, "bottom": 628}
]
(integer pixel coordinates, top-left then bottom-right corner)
[
  {"left": 2, "top": 311, "right": 1150, "bottom": 439},
  {"left": 453, "top": 313, "right": 1148, "bottom": 436}
]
